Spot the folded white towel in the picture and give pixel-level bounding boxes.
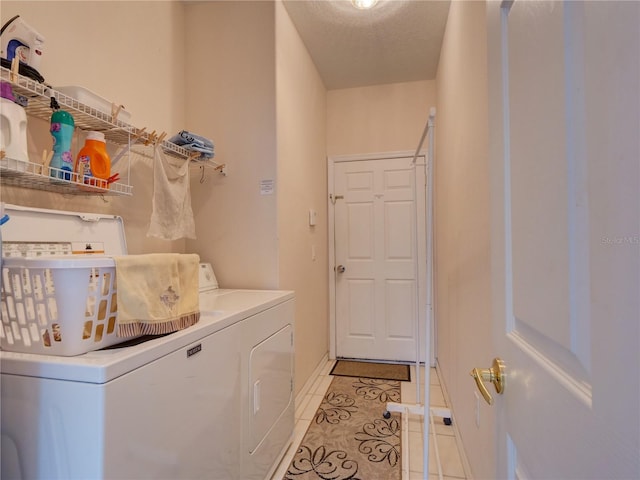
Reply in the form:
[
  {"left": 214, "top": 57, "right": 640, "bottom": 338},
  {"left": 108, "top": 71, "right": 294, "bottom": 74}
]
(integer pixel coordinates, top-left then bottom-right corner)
[{"left": 114, "top": 253, "right": 200, "bottom": 337}]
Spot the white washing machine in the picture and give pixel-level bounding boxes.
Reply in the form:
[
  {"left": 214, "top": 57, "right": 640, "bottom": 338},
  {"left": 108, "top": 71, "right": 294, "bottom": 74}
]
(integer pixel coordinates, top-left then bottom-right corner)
[{"left": 0, "top": 205, "right": 295, "bottom": 480}]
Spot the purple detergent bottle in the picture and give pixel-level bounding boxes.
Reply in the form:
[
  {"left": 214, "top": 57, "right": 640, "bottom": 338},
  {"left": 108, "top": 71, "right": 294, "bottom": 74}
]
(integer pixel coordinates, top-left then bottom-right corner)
[{"left": 50, "top": 110, "right": 75, "bottom": 180}]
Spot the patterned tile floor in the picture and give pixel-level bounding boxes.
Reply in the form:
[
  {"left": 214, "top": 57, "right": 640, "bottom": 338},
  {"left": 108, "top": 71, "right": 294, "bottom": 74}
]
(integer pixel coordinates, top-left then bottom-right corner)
[{"left": 271, "top": 358, "right": 470, "bottom": 480}]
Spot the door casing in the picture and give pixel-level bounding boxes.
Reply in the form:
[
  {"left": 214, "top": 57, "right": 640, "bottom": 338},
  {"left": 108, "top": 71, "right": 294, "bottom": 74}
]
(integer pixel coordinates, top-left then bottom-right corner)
[{"left": 328, "top": 150, "right": 433, "bottom": 364}]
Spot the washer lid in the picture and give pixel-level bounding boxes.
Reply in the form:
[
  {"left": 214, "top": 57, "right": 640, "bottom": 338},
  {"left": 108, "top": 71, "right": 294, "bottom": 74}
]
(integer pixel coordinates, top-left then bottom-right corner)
[{"left": 1, "top": 203, "right": 127, "bottom": 256}]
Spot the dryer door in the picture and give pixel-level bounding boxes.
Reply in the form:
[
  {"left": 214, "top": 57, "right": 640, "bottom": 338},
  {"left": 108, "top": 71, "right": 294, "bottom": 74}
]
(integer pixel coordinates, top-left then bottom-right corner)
[{"left": 248, "top": 323, "right": 294, "bottom": 453}]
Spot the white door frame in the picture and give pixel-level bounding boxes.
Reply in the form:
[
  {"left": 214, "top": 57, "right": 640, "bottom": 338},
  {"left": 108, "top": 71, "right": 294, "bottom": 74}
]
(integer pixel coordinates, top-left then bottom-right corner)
[{"left": 328, "top": 150, "right": 432, "bottom": 363}]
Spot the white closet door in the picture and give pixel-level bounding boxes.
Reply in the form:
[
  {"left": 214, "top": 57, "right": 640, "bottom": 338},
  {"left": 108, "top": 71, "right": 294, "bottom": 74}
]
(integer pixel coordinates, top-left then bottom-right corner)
[{"left": 334, "top": 157, "right": 425, "bottom": 362}]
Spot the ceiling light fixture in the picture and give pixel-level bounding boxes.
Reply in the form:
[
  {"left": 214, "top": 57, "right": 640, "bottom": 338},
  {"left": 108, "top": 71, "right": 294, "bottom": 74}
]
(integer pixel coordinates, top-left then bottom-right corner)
[{"left": 351, "top": 0, "right": 378, "bottom": 10}]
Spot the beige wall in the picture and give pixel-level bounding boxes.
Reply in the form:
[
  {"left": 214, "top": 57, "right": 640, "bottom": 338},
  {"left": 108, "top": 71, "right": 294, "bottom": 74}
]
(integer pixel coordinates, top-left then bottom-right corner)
[
  {"left": 184, "top": 1, "right": 279, "bottom": 289},
  {"left": 183, "top": 0, "right": 331, "bottom": 393},
  {"left": 0, "top": 1, "right": 186, "bottom": 254},
  {"left": 327, "top": 80, "right": 435, "bottom": 156},
  {"left": 275, "top": 1, "right": 328, "bottom": 393},
  {"left": 435, "top": 1, "right": 493, "bottom": 478}
]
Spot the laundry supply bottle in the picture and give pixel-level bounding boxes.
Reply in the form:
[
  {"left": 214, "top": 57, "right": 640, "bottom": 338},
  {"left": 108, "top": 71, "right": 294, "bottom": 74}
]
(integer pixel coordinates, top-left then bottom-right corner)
[
  {"left": 49, "top": 109, "right": 75, "bottom": 180},
  {"left": 76, "top": 131, "right": 111, "bottom": 189},
  {"left": 0, "top": 97, "right": 28, "bottom": 170}
]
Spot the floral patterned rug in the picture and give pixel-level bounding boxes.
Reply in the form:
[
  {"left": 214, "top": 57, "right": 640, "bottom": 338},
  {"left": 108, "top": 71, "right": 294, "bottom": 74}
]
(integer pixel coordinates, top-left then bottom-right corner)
[{"left": 284, "top": 376, "right": 401, "bottom": 480}]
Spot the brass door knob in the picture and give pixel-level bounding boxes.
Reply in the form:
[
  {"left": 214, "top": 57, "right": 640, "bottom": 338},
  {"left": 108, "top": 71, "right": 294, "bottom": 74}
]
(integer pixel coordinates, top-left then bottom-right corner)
[{"left": 470, "top": 357, "right": 505, "bottom": 405}]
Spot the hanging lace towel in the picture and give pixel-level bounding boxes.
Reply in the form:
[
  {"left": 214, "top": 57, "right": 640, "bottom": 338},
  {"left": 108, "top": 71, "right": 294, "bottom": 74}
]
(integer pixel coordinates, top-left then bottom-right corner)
[{"left": 147, "top": 145, "right": 196, "bottom": 240}]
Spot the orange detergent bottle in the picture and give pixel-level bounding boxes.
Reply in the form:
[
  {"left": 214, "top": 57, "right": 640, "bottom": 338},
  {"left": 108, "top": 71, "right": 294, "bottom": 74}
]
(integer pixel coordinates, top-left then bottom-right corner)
[{"left": 76, "top": 131, "right": 111, "bottom": 188}]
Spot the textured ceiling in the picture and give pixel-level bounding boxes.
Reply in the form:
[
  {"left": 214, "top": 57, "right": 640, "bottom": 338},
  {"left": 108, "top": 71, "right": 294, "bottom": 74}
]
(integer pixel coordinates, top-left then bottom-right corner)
[{"left": 282, "top": 0, "right": 450, "bottom": 90}]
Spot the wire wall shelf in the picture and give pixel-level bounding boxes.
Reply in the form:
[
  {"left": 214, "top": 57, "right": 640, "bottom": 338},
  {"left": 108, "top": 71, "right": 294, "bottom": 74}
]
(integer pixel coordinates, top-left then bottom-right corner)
[
  {"left": 1, "top": 65, "right": 225, "bottom": 196},
  {"left": 0, "top": 159, "right": 133, "bottom": 196}
]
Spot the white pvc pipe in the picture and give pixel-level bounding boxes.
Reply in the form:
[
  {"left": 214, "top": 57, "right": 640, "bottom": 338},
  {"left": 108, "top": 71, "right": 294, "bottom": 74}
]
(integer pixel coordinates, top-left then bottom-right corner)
[
  {"left": 410, "top": 107, "right": 437, "bottom": 480},
  {"left": 388, "top": 108, "right": 436, "bottom": 480},
  {"left": 423, "top": 107, "right": 436, "bottom": 480},
  {"left": 412, "top": 158, "right": 422, "bottom": 407}
]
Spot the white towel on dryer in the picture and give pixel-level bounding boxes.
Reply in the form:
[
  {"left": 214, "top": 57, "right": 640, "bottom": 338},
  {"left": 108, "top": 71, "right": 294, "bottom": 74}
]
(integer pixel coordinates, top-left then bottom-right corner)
[{"left": 114, "top": 253, "right": 200, "bottom": 337}]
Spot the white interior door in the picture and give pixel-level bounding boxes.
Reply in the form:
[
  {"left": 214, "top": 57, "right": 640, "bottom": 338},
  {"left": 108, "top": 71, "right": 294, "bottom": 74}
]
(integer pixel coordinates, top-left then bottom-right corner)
[
  {"left": 487, "top": 1, "right": 639, "bottom": 478},
  {"left": 333, "top": 156, "right": 426, "bottom": 362}
]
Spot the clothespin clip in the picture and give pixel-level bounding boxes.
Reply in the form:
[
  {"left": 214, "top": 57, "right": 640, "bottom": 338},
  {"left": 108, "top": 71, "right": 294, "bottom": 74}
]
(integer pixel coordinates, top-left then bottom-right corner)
[
  {"left": 131, "top": 127, "right": 146, "bottom": 142},
  {"left": 111, "top": 103, "right": 123, "bottom": 123},
  {"left": 144, "top": 130, "right": 157, "bottom": 146},
  {"left": 10, "top": 57, "right": 19, "bottom": 83},
  {"left": 76, "top": 161, "right": 85, "bottom": 183},
  {"left": 41, "top": 150, "right": 53, "bottom": 174},
  {"left": 155, "top": 132, "right": 167, "bottom": 146},
  {"left": 107, "top": 173, "right": 120, "bottom": 184},
  {"left": 0, "top": 150, "right": 5, "bottom": 159},
  {"left": 188, "top": 151, "right": 200, "bottom": 162}
]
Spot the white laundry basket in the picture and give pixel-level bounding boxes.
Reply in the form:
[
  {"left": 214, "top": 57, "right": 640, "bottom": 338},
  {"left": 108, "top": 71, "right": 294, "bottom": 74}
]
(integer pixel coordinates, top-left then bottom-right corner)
[{"left": 0, "top": 255, "right": 134, "bottom": 356}]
